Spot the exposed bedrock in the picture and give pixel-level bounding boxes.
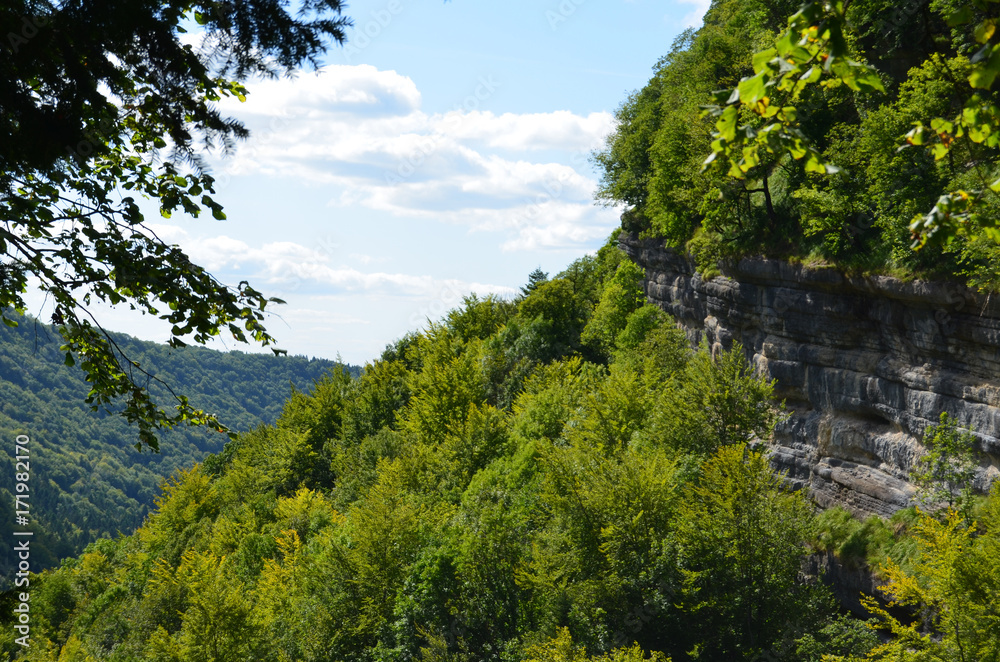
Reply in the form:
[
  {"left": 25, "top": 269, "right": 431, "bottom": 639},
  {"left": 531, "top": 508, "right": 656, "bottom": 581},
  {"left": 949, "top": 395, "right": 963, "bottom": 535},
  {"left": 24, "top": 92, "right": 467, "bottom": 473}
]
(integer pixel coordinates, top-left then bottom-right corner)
[{"left": 621, "top": 233, "right": 1000, "bottom": 517}]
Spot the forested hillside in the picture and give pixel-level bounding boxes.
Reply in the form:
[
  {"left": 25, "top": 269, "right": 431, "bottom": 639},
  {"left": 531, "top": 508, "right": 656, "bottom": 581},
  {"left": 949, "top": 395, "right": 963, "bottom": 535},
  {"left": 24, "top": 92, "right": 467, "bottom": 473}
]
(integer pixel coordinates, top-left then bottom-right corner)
[
  {"left": 596, "top": 0, "right": 1000, "bottom": 290},
  {"left": 6, "top": 240, "right": 1000, "bottom": 661},
  {"left": 0, "top": 314, "right": 350, "bottom": 576},
  {"left": 9, "top": 0, "right": 1000, "bottom": 659}
]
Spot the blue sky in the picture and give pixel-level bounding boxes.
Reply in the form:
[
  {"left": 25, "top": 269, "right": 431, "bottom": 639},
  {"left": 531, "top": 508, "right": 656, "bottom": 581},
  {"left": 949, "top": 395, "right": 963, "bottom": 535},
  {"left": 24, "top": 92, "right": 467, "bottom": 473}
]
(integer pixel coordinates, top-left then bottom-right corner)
[{"left": 90, "top": 1, "right": 709, "bottom": 365}]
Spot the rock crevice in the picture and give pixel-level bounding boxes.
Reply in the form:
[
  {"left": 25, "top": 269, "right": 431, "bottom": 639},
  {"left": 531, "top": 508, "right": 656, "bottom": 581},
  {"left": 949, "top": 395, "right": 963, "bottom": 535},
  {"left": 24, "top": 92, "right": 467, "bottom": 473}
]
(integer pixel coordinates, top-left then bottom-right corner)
[{"left": 621, "top": 233, "right": 1000, "bottom": 517}]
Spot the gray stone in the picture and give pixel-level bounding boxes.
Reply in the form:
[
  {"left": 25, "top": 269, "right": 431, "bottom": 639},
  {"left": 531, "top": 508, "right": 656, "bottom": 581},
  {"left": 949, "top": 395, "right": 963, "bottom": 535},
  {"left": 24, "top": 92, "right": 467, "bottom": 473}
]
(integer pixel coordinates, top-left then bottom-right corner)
[{"left": 621, "top": 234, "right": 1000, "bottom": 517}]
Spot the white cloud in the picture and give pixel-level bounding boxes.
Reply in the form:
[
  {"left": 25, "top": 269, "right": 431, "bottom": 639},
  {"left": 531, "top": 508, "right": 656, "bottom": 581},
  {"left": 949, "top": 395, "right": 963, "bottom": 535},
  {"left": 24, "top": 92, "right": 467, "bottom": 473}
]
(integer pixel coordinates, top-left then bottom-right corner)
[
  {"left": 224, "top": 64, "right": 422, "bottom": 117},
  {"left": 676, "top": 0, "right": 710, "bottom": 28},
  {"left": 349, "top": 253, "right": 382, "bottom": 265},
  {"left": 430, "top": 109, "right": 615, "bottom": 152},
  {"left": 212, "top": 64, "right": 620, "bottom": 253},
  {"left": 148, "top": 227, "right": 515, "bottom": 301}
]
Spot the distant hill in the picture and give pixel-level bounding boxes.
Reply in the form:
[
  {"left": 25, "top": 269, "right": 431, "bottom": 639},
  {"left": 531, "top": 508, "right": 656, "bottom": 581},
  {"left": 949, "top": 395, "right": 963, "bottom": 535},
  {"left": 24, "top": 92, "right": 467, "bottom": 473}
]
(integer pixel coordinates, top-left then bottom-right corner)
[{"left": 0, "top": 314, "right": 354, "bottom": 576}]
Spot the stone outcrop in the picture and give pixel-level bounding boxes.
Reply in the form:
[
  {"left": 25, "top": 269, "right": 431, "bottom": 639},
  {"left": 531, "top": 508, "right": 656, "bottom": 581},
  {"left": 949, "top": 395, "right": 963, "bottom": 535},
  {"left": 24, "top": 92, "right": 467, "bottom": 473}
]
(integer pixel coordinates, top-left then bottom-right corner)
[
  {"left": 802, "top": 553, "right": 888, "bottom": 618},
  {"left": 621, "top": 233, "right": 1000, "bottom": 517}
]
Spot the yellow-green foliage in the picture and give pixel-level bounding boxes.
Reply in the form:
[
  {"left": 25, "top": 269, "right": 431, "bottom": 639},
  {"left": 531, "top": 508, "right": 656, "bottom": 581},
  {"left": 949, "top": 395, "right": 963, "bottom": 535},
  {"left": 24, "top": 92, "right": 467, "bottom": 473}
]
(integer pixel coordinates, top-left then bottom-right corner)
[
  {"left": 0, "top": 251, "right": 911, "bottom": 662},
  {"left": 863, "top": 498, "right": 1000, "bottom": 661},
  {"left": 523, "top": 628, "right": 670, "bottom": 662},
  {"left": 581, "top": 261, "right": 646, "bottom": 357},
  {"left": 812, "top": 506, "right": 919, "bottom": 572},
  {"left": 597, "top": 0, "right": 1000, "bottom": 288}
]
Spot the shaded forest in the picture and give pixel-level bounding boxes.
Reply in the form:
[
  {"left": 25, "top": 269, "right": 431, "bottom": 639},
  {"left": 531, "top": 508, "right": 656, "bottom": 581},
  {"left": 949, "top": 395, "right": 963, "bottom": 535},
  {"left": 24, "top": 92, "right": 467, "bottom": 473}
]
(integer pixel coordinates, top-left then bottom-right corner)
[{"left": 0, "top": 313, "right": 351, "bottom": 576}]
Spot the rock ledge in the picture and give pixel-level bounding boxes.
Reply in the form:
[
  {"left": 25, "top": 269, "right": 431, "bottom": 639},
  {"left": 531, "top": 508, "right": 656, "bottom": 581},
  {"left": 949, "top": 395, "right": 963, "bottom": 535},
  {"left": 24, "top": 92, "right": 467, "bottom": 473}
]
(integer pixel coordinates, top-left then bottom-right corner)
[{"left": 622, "top": 233, "right": 1000, "bottom": 517}]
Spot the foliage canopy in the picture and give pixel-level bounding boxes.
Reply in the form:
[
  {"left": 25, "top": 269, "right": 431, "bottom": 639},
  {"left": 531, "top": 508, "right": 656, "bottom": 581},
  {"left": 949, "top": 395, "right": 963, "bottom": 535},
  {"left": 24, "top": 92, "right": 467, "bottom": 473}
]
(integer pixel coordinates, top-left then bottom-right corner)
[
  {"left": 0, "top": 252, "right": 856, "bottom": 662},
  {"left": 1, "top": 0, "right": 349, "bottom": 449},
  {"left": 596, "top": 0, "right": 1000, "bottom": 289}
]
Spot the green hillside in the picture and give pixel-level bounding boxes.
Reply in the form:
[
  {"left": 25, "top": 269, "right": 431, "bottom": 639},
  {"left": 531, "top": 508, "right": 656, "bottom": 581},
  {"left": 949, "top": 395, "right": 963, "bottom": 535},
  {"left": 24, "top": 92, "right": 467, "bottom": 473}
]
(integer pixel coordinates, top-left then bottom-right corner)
[
  {"left": 596, "top": 0, "right": 1000, "bottom": 290},
  {"left": 0, "top": 243, "right": 879, "bottom": 661},
  {"left": 0, "top": 313, "right": 352, "bottom": 575},
  {"left": 3, "top": 243, "right": 998, "bottom": 660},
  {"left": 8, "top": 0, "right": 1000, "bottom": 659}
]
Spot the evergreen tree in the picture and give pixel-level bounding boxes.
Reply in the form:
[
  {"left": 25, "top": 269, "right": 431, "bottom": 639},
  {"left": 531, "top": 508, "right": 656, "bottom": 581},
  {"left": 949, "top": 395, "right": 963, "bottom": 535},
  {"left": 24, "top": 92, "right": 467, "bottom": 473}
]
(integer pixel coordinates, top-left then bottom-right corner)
[
  {"left": 1, "top": 0, "right": 350, "bottom": 448},
  {"left": 521, "top": 267, "right": 550, "bottom": 297}
]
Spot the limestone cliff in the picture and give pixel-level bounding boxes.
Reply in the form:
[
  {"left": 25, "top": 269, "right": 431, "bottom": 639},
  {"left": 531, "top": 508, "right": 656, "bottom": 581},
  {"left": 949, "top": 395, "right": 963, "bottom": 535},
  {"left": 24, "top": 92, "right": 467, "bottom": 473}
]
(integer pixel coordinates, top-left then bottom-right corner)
[{"left": 621, "top": 233, "right": 1000, "bottom": 517}]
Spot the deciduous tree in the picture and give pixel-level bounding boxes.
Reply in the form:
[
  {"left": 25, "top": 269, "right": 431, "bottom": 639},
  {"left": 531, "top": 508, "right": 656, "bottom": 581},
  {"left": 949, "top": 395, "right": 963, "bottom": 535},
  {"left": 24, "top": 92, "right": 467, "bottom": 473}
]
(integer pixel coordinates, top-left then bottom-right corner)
[{"left": 1, "top": 0, "right": 350, "bottom": 449}]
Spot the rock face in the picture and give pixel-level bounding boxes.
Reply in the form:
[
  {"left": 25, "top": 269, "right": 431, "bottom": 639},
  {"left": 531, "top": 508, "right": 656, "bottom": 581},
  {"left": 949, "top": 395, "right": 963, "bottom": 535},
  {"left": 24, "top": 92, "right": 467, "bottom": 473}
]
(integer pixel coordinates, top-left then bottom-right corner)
[{"left": 621, "top": 233, "right": 1000, "bottom": 517}]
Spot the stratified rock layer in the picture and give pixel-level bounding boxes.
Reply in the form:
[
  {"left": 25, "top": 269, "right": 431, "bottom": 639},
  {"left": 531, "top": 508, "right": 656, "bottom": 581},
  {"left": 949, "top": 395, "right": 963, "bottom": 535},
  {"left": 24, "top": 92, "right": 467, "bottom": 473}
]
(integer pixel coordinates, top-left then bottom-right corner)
[{"left": 622, "top": 233, "right": 1000, "bottom": 517}]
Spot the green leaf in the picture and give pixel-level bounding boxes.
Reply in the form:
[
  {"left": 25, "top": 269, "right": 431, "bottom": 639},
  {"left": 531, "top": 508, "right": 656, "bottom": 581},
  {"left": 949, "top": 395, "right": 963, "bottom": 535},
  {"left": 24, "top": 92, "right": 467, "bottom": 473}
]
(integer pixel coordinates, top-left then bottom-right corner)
[
  {"left": 804, "top": 152, "right": 827, "bottom": 174},
  {"left": 905, "top": 124, "right": 926, "bottom": 146},
  {"left": 64, "top": 353, "right": 75, "bottom": 367},
  {"left": 803, "top": 65, "right": 823, "bottom": 84},
  {"left": 931, "top": 118, "right": 955, "bottom": 134},
  {"left": 970, "top": 45, "right": 1000, "bottom": 89},
  {"left": 827, "top": 20, "right": 849, "bottom": 58},
  {"left": 738, "top": 72, "right": 768, "bottom": 104},
  {"left": 711, "top": 89, "right": 734, "bottom": 104},
  {"left": 972, "top": 42, "right": 993, "bottom": 64},
  {"left": 752, "top": 48, "right": 778, "bottom": 73},
  {"left": 947, "top": 6, "right": 974, "bottom": 27},
  {"left": 787, "top": 138, "right": 808, "bottom": 160},
  {"left": 975, "top": 18, "right": 997, "bottom": 44},
  {"left": 718, "top": 105, "right": 738, "bottom": 143},
  {"left": 775, "top": 29, "right": 794, "bottom": 57}
]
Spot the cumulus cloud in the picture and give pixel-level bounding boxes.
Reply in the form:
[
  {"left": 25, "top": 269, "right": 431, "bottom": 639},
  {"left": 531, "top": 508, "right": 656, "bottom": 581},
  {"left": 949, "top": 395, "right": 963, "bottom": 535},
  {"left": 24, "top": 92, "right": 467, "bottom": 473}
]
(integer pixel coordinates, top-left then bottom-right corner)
[
  {"left": 154, "top": 226, "right": 516, "bottom": 301},
  {"left": 224, "top": 64, "right": 422, "bottom": 117},
  {"left": 213, "top": 64, "right": 620, "bottom": 252},
  {"left": 676, "top": 0, "right": 710, "bottom": 27}
]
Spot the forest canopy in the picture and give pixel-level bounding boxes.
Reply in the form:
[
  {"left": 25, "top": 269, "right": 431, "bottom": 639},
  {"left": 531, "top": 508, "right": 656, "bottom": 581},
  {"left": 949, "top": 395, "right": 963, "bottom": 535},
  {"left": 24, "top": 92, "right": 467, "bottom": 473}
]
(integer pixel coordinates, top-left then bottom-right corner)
[
  {"left": 0, "top": 313, "right": 347, "bottom": 577},
  {"left": 0, "top": 243, "right": 838, "bottom": 661},
  {"left": 595, "top": 0, "right": 1000, "bottom": 290},
  {"left": 7, "top": 244, "right": 1000, "bottom": 662}
]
